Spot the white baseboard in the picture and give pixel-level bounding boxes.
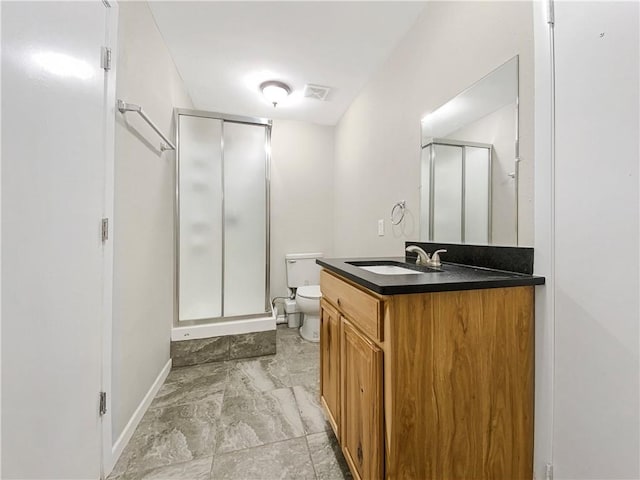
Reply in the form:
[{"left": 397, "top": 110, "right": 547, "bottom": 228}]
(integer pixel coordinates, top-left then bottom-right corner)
[{"left": 107, "top": 358, "right": 172, "bottom": 475}]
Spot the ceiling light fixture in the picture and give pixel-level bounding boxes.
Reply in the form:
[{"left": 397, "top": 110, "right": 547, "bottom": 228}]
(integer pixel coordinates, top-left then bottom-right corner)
[{"left": 260, "top": 80, "right": 291, "bottom": 108}]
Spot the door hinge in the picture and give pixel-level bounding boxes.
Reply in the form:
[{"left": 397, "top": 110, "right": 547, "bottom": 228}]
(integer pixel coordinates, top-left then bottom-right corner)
[
  {"left": 101, "top": 46, "right": 112, "bottom": 71},
  {"left": 545, "top": 463, "right": 554, "bottom": 480},
  {"left": 101, "top": 218, "right": 109, "bottom": 242},
  {"left": 99, "top": 391, "right": 107, "bottom": 416}
]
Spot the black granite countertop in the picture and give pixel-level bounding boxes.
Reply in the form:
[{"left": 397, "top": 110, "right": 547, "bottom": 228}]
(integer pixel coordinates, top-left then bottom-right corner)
[{"left": 316, "top": 257, "right": 545, "bottom": 295}]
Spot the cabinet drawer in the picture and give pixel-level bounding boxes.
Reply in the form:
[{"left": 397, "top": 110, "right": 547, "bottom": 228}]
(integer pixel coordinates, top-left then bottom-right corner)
[{"left": 320, "top": 270, "right": 383, "bottom": 341}]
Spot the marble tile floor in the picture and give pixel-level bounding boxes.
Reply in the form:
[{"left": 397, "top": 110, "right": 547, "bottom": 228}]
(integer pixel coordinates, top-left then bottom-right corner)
[{"left": 109, "top": 326, "right": 352, "bottom": 480}]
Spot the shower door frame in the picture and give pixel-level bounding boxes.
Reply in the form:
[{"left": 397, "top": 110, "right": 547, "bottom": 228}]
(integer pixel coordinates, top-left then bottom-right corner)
[{"left": 173, "top": 108, "right": 272, "bottom": 328}]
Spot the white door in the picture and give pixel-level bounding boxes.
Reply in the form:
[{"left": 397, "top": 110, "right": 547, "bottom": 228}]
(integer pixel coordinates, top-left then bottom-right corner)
[
  {"left": 1, "top": 2, "right": 115, "bottom": 478},
  {"left": 552, "top": 2, "right": 640, "bottom": 479}
]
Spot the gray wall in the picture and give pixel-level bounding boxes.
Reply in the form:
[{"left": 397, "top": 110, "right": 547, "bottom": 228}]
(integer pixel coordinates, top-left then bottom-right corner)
[
  {"left": 112, "top": 1, "right": 194, "bottom": 443},
  {"left": 270, "top": 119, "right": 335, "bottom": 298},
  {"left": 333, "top": 1, "right": 534, "bottom": 256}
]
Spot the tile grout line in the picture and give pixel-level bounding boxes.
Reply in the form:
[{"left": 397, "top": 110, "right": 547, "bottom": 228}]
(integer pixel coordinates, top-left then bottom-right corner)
[
  {"left": 141, "top": 455, "right": 216, "bottom": 479},
  {"left": 304, "top": 434, "right": 321, "bottom": 480},
  {"left": 214, "top": 433, "right": 310, "bottom": 457}
]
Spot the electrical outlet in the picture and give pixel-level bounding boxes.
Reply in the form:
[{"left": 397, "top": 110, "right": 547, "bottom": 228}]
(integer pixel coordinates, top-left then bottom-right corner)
[{"left": 378, "top": 219, "right": 384, "bottom": 236}]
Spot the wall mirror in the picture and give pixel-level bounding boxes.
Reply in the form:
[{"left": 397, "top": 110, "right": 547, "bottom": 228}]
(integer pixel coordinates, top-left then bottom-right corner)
[{"left": 420, "top": 56, "right": 520, "bottom": 246}]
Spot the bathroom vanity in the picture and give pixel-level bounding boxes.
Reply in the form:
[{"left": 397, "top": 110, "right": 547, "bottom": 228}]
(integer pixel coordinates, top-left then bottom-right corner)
[{"left": 317, "top": 255, "right": 544, "bottom": 480}]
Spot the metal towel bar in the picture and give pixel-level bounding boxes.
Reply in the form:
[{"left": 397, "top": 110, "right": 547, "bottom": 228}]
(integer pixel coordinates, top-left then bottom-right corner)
[{"left": 117, "top": 100, "right": 176, "bottom": 151}]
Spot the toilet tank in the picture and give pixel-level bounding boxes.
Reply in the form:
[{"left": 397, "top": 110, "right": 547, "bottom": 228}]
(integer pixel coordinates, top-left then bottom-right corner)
[{"left": 285, "top": 253, "right": 323, "bottom": 288}]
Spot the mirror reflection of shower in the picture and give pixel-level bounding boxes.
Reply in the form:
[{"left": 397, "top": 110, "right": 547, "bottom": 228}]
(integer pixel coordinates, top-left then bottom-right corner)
[
  {"left": 421, "top": 139, "right": 492, "bottom": 244},
  {"left": 175, "top": 110, "right": 271, "bottom": 325},
  {"left": 420, "top": 56, "right": 519, "bottom": 246}
]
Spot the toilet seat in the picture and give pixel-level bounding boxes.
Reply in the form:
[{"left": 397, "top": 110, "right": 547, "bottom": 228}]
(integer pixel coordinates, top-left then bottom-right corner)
[{"left": 297, "top": 285, "right": 321, "bottom": 299}]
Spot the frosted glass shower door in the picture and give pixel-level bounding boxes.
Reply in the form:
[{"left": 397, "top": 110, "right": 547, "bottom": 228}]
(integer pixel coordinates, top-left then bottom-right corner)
[
  {"left": 223, "top": 122, "right": 267, "bottom": 317},
  {"left": 464, "top": 146, "right": 491, "bottom": 243},
  {"left": 178, "top": 115, "right": 223, "bottom": 321},
  {"left": 432, "top": 144, "right": 463, "bottom": 242},
  {"left": 177, "top": 112, "right": 270, "bottom": 322},
  {"left": 423, "top": 141, "right": 492, "bottom": 243}
]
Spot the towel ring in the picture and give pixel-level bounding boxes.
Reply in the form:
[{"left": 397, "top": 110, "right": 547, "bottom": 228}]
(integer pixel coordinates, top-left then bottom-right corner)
[{"left": 391, "top": 200, "right": 406, "bottom": 225}]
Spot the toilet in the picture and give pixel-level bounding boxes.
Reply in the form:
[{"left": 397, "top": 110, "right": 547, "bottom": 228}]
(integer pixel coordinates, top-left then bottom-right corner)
[{"left": 285, "top": 253, "right": 323, "bottom": 342}]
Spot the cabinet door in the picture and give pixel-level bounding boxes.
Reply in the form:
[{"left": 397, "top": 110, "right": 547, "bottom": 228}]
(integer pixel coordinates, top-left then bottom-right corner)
[
  {"left": 341, "top": 319, "right": 383, "bottom": 480},
  {"left": 320, "top": 300, "right": 341, "bottom": 437}
]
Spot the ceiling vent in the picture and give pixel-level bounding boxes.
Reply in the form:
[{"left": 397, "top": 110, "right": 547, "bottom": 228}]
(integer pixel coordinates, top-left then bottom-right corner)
[{"left": 303, "top": 84, "right": 331, "bottom": 101}]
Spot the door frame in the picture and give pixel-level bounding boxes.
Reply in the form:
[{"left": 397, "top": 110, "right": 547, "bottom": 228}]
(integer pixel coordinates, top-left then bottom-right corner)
[{"left": 100, "top": 0, "right": 118, "bottom": 477}]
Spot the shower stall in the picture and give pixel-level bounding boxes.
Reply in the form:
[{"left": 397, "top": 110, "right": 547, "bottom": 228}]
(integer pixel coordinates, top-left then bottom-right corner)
[
  {"left": 172, "top": 109, "right": 273, "bottom": 340},
  {"left": 420, "top": 138, "right": 492, "bottom": 244}
]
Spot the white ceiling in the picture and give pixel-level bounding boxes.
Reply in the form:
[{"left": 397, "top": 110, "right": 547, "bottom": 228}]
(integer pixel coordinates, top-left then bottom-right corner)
[{"left": 149, "top": 2, "right": 426, "bottom": 125}]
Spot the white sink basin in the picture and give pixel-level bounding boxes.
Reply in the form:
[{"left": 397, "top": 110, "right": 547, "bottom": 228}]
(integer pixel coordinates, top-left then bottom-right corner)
[{"left": 358, "top": 265, "right": 422, "bottom": 275}]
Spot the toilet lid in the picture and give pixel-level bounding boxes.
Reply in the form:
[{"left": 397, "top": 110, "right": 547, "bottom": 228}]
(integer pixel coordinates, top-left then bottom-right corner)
[{"left": 297, "top": 285, "right": 322, "bottom": 299}]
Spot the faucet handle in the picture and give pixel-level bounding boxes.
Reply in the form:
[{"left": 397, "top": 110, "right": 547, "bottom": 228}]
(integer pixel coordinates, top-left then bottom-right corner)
[
  {"left": 430, "top": 249, "right": 447, "bottom": 267},
  {"left": 405, "top": 245, "right": 431, "bottom": 266}
]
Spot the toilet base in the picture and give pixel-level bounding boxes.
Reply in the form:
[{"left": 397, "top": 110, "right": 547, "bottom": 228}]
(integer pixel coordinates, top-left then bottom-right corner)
[{"left": 299, "top": 313, "right": 320, "bottom": 343}]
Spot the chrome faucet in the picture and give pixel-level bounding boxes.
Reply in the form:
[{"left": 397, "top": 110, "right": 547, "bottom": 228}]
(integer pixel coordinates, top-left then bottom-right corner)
[
  {"left": 429, "top": 249, "right": 447, "bottom": 267},
  {"left": 405, "top": 246, "right": 447, "bottom": 268},
  {"left": 405, "top": 245, "right": 430, "bottom": 265}
]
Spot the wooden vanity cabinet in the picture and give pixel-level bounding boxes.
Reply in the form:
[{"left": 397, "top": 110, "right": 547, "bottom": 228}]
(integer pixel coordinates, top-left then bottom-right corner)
[
  {"left": 341, "top": 319, "right": 383, "bottom": 480},
  {"left": 319, "top": 300, "right": 341, "bottom": 436},
  {"left": 319, "top": 268, "right": 534, "bottom": 480}
]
